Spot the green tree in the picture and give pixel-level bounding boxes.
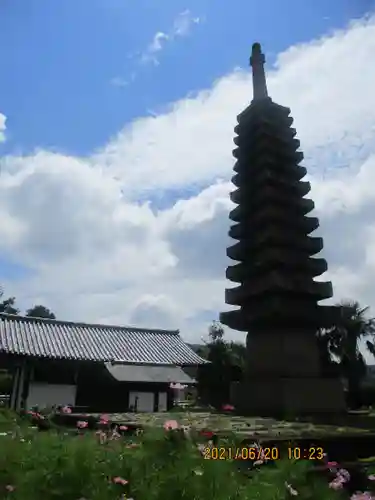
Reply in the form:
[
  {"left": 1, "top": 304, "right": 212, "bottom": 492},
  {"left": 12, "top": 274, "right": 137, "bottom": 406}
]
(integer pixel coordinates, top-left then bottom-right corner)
[
  {"left": 26, "top": 305, "right": 56, "bottom": 319},
  {"left": 208, "top": 320, "right": 225, "bottom": 342},
  {"left": 227, "top": 340, "right": 246, "bottom": 381},
  {"left": 0, "top": 288, "right": 19, "bottom": 315},
  {"left": 196, "top": 322, "right": 245, "bottom": 408},
  {"left": 325, "top": 300, "right": 375, "bottom": 409}
]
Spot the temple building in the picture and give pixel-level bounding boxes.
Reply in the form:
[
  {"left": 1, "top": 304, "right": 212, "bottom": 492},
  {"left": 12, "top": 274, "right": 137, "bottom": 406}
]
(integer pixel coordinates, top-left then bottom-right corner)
[
  {"left": 0, "top": 313, "right": 206, "bottom": 412},
  {"left": 220, "top": 43, "right": 345, "bottom": 415}
]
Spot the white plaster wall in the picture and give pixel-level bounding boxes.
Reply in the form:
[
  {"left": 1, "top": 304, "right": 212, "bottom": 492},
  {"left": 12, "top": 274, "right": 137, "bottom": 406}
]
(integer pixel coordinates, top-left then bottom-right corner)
[
  {"left": 129, "top": 391, "right": 154, "bottom": 412},
  {"left": 27, "top": 383, "right": 76, "bottom": 409}
]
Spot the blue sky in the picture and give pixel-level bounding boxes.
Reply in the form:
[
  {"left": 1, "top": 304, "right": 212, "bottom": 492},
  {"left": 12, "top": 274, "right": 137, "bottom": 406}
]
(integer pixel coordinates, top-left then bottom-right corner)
[
  {"left": 1, "top": 1, "right": 375, "bottom": 345},
  {"left": 0, "top": 0, "right": 371, "bottom": 157}
]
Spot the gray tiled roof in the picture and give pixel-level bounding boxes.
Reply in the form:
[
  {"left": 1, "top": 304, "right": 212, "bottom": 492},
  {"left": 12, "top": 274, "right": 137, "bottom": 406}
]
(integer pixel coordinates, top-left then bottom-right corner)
[
  {"left": 0, "top": 314, "right": 207, "bottom": 365},
  {"left": 105, "top": 363, "right": 196, "bottom": 384}
]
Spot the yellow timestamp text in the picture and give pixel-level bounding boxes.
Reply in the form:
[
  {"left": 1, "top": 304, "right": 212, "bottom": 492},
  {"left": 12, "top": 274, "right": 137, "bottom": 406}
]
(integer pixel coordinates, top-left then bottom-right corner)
[
  {"left": 287, "top": 447, "right": 325, "bottom": 460},
  {"left": 203, "top": 446, "right": 280, "bottom": 461}
]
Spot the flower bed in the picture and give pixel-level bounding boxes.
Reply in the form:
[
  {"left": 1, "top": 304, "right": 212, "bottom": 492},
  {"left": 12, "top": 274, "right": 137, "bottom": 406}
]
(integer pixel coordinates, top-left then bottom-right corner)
[{"left": 1, "top": 408, "right": 375, "bottom": 499}]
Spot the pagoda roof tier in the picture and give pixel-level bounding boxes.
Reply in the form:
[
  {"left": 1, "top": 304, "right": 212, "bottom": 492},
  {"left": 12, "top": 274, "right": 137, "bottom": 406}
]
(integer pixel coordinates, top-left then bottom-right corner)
[
  {"left": 220, "top": 303, "right": 341, "bottom": 331},
  {"left": 236, "top": 100, "right": 293, "bottom": 129},
  {"left": 234, "top": 122, "right": 297, "bottom": 141},
  {"left": 228, "top": 213, "right": 319, "bottom": 240},
  {"left": 234, "top": 184, "right": 314, "bottom": 213},
  {"left": 232, "top": 164, "right": 307, "bottom": 186},
  {"left": 232, "top": 143, "right": 303, "bottom": 163},
  {"left": 227, "top": 233, "right": 323, "bottom": 261},
  {"left": 225, "top": 272, "right": 333, "bottom": 306},
  {"left": 225, "top": 254, "right": 328, "bottom": 283},
  {"left": 229, "top": 195, "right": 315, "bottom": 222},
  {"left": 230, "top": 185, "right": 311, "bottom": 209},
  {"left": 230, "top": 180, "right": 311, "bottom": 204},
  {"left": 233, "top": 129, "right": 300, "bottom": 153},
  {"left": 231, "top": 168, "right": 310, "bottom": 194},
  {"left": 233, "top": 159, "right": 306, "bottom": 179}
]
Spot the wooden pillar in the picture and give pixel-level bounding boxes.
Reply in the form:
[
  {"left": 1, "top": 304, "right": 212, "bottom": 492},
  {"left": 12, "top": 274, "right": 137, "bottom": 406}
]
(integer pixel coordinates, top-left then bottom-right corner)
[
  {"left": 21, "top": 364, "right": 32, "bottom": 410},
  {"left": 16, "top": 363, "right": 25, "bottom": 411},
  {"left": 167, "top": 389, "right": 173, "bottom": 411},
  {"left": 9, "top": 366, "right": 20, "bottom": 410},
  {"left": 153, "top": 391, "right": 159, "bottom": 412}
]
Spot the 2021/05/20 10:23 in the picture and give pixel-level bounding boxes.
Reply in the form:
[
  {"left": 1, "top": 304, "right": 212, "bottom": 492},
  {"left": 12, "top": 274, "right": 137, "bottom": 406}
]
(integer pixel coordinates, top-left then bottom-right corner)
[{"left": 203, "top": 447, "right": 280, "bottom": 460}]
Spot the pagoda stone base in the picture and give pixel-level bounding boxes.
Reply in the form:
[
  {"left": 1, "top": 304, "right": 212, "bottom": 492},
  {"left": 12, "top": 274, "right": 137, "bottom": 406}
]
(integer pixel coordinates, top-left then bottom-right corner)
[
  {"left": 233, "top": 327, "right": 346, "bottom": 415},
  {"left": 231, "top": 377, "right": 345, "bottom": 415}
]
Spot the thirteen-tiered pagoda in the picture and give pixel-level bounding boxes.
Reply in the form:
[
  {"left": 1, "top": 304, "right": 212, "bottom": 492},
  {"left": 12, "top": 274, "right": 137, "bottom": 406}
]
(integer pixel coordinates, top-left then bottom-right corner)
[{"left": 220, "top": 43, "right": 344, "bottom": 415}]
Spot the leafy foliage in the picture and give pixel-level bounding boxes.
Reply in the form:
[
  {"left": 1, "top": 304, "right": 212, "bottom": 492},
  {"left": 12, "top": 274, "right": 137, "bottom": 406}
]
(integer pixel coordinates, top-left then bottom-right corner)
[
  {"left": 318, "top": 300, "right": 375, "bottom": 409},
  {"left": 197, "top": 321, "right": 246, "bottom": 408},
  {"left": 0, "top": 288, "right": 19, "bottom": 315},
  {"left": 0, "top": 286, "right": 56, "bottom": 319},
  {"left": 26, "top": 305, "right": 56, "bottom": 319}
]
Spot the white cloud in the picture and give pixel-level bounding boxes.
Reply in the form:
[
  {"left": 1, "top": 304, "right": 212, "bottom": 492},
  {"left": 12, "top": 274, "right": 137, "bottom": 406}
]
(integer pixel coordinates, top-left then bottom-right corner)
[
  {"left": 110, "top": 77, "right": 129, "bottom": 87},
  {"left": 0, "top": 113, "right": 6, "bottom": 143},
  {"left": 1, "top": 15, "right": 375, "bottom": 362},
  {"left": 140, "top": 10, "right": 201, "bottom": 65},
  {"left": 173, "top": 9, "right": 201, "bottom": 36},
  {"left": 111, "top": 11, "right": 201, "bottom": 87}
]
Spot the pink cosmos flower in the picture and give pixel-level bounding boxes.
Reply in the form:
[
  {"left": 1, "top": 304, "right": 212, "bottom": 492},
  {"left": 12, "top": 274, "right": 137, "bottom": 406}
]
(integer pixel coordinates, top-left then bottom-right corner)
[
  {"left": 169, "top": 382, "right": 187, "bottom": 389},
  {"left": 76, "top": 420, "right": 88, "bottom": 429},
  {"left": 61, "top": 406, "right": 72, "bottom": 414},
  {"left": 5, "top": 485, "right": 15, "bottom": 492},
  {"left": 285, "top": 482, "right": 298, "bottom": 496},
  {"left": 350, "top": 493, "right": 375, "bottom": 500},
  {"left": 113, "top": 477, "right": 128, "bottom": 485},
  {"left": 327, "top": 461, "right": 339, "bottom": 468},
  {"left": 100, "top": 414, "right": 110, "bottom": 424},
  {"left": 329, "top": 479, "right": 344, "bottom": 490},
  {"left": 338, "top": 469, "right": 351, "bottom": 482},
  {"left": 181, "top": 425, "right": 190, "bottom": 435},
  {"left": 197, "top": 443, "right": 205, "bottom": 455},
  {"left": 27, "top": 410, "right": 44, "bottom": 420},
  {"left": 222, "top": 404, "right": 235, "bottom": 411},
  {"left": 368, "top": 475, "right": 375, "bottom": 481},
  {"left": 119, "top": 425, "right": 128, "bottom": 431},
  {"left": 95, "top": 430, "right": 107, "bottom": 444},
  {"left": 163, "top": 419, "right": 179, "bottom": 431},
  {"left": 110, "top": 429, "right": 121, "bottom": 440},
  {"left": 200, "top": 430, "right": 214, "bottom": 439}
]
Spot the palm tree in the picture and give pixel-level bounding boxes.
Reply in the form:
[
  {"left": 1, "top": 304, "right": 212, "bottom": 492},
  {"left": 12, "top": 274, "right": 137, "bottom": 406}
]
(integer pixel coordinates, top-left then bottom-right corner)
[{"left": 326, "top": 300, "right": 375, "bottom": 409}]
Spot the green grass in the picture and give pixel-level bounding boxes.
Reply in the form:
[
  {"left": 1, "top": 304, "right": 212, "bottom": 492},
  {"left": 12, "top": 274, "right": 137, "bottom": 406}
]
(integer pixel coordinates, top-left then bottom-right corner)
[{"left": 0, "top": 409, "right": 372, "bottom": 500}]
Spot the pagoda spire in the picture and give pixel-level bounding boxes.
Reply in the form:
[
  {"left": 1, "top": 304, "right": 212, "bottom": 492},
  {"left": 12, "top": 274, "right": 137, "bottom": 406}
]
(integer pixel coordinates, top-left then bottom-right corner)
[{"left": 250, "top": 42, "right": 268, "bottom": 100}]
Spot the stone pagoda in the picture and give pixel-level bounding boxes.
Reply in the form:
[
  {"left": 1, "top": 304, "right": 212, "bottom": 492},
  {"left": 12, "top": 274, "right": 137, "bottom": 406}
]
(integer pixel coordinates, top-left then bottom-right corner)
[{"left": 220, "top": 43, "right": 345, "bottom": 415}]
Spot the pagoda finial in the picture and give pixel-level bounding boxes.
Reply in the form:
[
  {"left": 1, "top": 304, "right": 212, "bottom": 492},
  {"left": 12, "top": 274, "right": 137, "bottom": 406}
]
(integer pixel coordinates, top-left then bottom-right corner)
[{"left": 250, "top": 42, "right": 268, "bottom": 101}]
